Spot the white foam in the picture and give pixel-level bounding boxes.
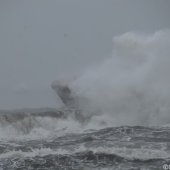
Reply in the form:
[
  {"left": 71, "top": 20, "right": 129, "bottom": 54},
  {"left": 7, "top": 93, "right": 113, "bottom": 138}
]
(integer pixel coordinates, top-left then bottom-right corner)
[
  {"left": 0, "top": 116, "right": 84, "bottom": 140},
  {"left": 0, "top": 148, "right": 69, "bottom": 159}
]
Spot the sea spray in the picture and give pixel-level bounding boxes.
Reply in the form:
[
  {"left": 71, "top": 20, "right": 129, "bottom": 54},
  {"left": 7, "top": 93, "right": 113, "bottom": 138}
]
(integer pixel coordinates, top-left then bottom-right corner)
[
  {"left": 1, "top": 30, "right": 170, "bottom": 140},
  {"left": 70, "top": 30, "right": 170, "bottom": 126},
  {"left": 0, "top": 31, "right": 170, "bottom": 170}
]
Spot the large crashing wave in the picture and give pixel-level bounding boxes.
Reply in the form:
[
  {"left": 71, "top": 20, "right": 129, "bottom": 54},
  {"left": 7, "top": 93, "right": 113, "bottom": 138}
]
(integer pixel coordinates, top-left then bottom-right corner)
[
  {"left": 1, "top": 30, "right": 170, "bottom": 141},
  {"left": 70, "top": 30, "right": 170, "bottom": 126}
]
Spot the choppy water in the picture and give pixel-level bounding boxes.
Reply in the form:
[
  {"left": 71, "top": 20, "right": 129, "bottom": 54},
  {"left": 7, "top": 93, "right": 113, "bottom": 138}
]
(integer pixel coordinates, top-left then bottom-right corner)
[
  {"left": 1, "top": 30, "right": 170, "bottom": 170},
  {"left": 0, "top": 109, "right": 170, "bottom": 170}
]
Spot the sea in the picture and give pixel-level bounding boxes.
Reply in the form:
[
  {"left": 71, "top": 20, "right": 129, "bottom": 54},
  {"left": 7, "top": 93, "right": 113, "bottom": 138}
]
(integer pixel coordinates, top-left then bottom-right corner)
[
  {"left": 0, "top": 108, "right": 170, "bottom": 170},
  {"left": 1, "top": 30, "right": 170, "bottom": 169}
]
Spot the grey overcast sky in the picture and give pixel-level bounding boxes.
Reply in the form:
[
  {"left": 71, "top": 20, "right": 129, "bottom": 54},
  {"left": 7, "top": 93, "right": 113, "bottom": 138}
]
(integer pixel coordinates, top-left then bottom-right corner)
[{"left": 0, "top": 0, "right": 170, "bottom": 109}]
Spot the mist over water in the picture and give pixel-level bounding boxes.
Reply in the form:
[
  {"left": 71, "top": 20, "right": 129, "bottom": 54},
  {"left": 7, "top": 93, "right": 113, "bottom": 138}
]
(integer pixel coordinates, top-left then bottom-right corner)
[
  {"left": 1, "top": 30, "right": 170, "bottom": 141},
  {"left": 71, "top": 30, "right": 170, "bottom": 126},
  {"left": 1, "top": 30, "right": 170, "bottom": 170}
]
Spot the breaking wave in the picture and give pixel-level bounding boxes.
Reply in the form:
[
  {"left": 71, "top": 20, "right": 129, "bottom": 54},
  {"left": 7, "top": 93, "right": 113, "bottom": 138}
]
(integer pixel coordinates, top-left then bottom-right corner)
[
  {"left": 1, "top": 30, "right": 170, "bottom": 141},
  {"left": 70, "top": 30, "right": 170, "bottom": 126}
]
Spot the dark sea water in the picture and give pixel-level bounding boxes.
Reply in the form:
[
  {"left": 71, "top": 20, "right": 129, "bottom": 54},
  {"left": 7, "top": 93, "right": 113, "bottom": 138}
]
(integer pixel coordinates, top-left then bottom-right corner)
[{"left": 0, "top": 109, "right": 170, "bottom": 170}]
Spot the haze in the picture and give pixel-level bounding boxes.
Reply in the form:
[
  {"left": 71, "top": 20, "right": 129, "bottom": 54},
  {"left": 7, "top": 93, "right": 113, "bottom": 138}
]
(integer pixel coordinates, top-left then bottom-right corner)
[{"left": 0, "top": 0, "right": 170, "bottom": 109}]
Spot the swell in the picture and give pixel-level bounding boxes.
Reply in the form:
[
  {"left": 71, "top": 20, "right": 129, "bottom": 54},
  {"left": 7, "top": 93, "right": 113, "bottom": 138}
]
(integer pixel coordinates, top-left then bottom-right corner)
[{"left": 0, "top": 126, "right": 170, "bottom": 169}]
